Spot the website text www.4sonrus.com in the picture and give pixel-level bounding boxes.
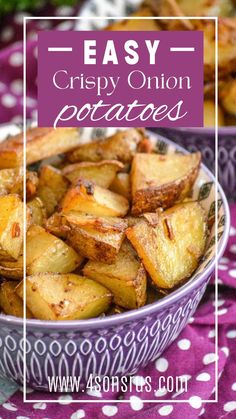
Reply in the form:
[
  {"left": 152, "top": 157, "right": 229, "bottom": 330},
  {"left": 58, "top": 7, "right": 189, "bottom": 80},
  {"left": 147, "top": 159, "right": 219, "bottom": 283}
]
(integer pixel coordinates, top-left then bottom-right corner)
[{"left": 47, "top": 374, "right": 189, "bottom": 394}]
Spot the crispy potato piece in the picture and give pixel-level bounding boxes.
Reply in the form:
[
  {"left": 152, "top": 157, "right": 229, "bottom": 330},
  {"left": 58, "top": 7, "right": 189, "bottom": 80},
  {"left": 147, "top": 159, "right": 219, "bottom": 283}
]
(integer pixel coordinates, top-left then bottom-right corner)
[
  {"left": 62, "top": 160, "right": 124, "bottom": 188},
  {"left": 0, "top": 194, "right": 24, "bottom": 260},
  {"left": 37, "top": 165, "right": 69, "bottom": 216},
  {"left": 0, "top": 168, "right": 22, "bottom": 196},
  {"left": 106, "top": 6, "right": 162, "bottom": 30},
  {"left": 126, "top": 202, "right": 207, "bottom": 289},
  {"left": 204, "top": 100, "right": 225, "bottom": 127},
  {"left": 67, "top": 129, "right": 144, "bottom": 163},
  {"left": 84, "top": 241, "right": 147, "bottom": 309},
  {"left": 44, "top": 212, "right": 69, "bottom": 239},
  {"left": 220, "top": 78, "right": 236, "bottom": 116},
  {"left": 147, "top": 0, "right": 235, "bottom": 18},
  {"left": 0, "top": 282, "right": 33, "bottom": 318},
  {"left": 0, "top": 258, "right": 23, "bottom": 279},
  {"left": 110, "top": 173, "right": 131, "bottom": 200},
  {"left": 60, "top": 179, "right": 129, "bottom": 217},
  {"left": 28, "top": 197, "right": 46, "bottom": 226},
  {"left": 26, "top": 225, "right": 83, "bottom": 275},
  {"left": 0, "top": 127, "right": 80, "bottom": 169},
  {"left": 65, "top": 213, "right": 127, "bottom": 263},
  {"left": 16, "top": 273, "right": 112, "bottom": 320},
  {"left": 131, "top": 152, "right": 201, "bottom": 215}
]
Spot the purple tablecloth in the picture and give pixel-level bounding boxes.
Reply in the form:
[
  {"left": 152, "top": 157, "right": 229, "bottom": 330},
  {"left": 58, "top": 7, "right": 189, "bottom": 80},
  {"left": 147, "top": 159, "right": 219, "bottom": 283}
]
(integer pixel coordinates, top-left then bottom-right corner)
[{"left": 0, "top": 205, "right": 234, "bottom": 418}]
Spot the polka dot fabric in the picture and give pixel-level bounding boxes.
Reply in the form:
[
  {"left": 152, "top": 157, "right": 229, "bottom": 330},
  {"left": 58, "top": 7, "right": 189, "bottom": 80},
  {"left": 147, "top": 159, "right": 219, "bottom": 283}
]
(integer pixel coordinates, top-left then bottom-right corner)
[{"left": 0, "top": 204, "right": 234, "bottom": 418}]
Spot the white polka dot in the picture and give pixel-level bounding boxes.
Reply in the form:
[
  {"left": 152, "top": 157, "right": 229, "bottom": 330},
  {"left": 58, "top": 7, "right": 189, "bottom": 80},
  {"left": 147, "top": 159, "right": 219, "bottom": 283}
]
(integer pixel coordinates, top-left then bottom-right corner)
[
  {"left": 218, "top": 278, "right": 223, "bottom": 285},
  {"left": 25, "top": 96, "right": 37, "bottom": 108},
  {"left": 34, "top": 47, "right": 38, "bottom": 59},
  {"left": 9, "top": 51, "right": 23, "bottom": 66},
  {"left": 172, "top": 388, "right": 185, "bottom": 398},
  {"left": 130, "top": 395, "right": 143, "bottom": 411},
  {"left": 230, "top": 244, "right": 236, "bottom": 253},
  {"left": 218, "top": 265, "right": 228, "bottom": 270},
  {"left": 57, "top": 21, "right": 74, "bottom": 31},
  {"left": 188, "top": 317, "right": 195, "bottom": 323},
  {"left": 227, "top": 330, "right": 236, "bottom": 338},
  {"left": 1, "top": 26, "right": 14, "bottom": 42},
  {"left": 229, "top": 269, "right": 236, "bottom": 278},
  {"left": 199, "top": 408, "right": 205, "bottom": 416},
  {"left": 16, "top": 417, "right": 30, "bottom": 419},
  {"left": 196, "top": 372, "right": 211, "bottom": 382},
  {"left": 0, "top": 81, "right": 6, "bottom": 92},
  {"left": 230, "top": 226, "right": 236, "bottom": 236},
  {"left": 221, "top": 347, "right": 229, "bottom": 357},
  {"left": 217, "top": 308, "right": 228, "bottom": 316},
  {"left": 220, "top": 257, "right": 229, "bottom": 263},
  {"left": 189, "top": 395, "right": 202, "bottom": 409},
  {"left": 70, "top": 410, "right": 85, "bottom": 419},
  {"left": 14, "top": 12, "right": 31, "bottom": 24},
  {"left": 132, "top": 376, "right": 146, "bottom": 387},
  {"left": 224, "top": 401, "right": 236, "bottom": 412},
  {"left": 203, "top": 353, "right": 217, "bottom": 365},
  {"left": 33, "top": 402, "right": 46, "bottom": 410},
  {"left": 158, "top": 405, "right": 173, "bottom": 416},
  {"left": 1, "top": 93, "right": 16, "bottom": 108},
  {"left": 86, "top": 387, "right": 102, "bottom": 398},
  {"left": 3, "top": 403, "right": 18, "bottom": 411},
  {"left": 56, "top": 6, "right": 74, "bottom": 15},
  {"left": 208, "top": 329, "right": 215, "bottom": 338},
  {"left": 155, "top": 358, "right": 169, "bottom": 372},
  {"left": 102, "top": 406, "right": 118, "bottom": 417},
  {"left": 11, "top": 79, "right": 23, "bottom": 95},
  {"left": 177, "top": 339, "right": 191, "bottom": 350},
  {"left": 58, "top": 395, "right": 72, "bottom": 404},
  {"left": 232, "top": 383, "right": 236, "bottom": 391},
  {"left": 155, "top": 388, "right": 168, "bottom": 397},
  {"left": 213, "top": 299, "right": 225, "bottom": 307}
]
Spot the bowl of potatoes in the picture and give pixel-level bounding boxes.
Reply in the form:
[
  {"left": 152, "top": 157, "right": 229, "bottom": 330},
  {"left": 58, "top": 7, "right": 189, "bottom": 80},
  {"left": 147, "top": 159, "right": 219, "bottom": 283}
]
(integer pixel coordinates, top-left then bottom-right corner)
[{"left": 0, "top": 125, "right": 230, "bottom": 391}]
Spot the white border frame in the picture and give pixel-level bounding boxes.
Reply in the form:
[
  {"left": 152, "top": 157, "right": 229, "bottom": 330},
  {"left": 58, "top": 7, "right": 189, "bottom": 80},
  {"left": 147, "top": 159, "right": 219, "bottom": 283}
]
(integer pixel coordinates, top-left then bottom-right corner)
[{"left": 23, "top": 15, "right": 218, "bottom": 405}]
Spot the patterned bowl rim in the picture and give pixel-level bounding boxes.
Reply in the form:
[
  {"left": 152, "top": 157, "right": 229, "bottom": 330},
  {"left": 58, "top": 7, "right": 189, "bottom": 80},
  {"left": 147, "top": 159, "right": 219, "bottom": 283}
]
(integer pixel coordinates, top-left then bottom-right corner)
[
  {"left": 0, "top": 130, "right": 231, "bottom": 330},
  {"left": 168, "top": 127, "right": 236, "bottom": 136}
]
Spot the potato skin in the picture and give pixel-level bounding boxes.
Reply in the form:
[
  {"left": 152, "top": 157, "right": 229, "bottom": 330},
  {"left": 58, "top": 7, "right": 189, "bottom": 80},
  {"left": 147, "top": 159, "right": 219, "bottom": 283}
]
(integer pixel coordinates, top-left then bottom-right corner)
[
  {"left": 0, "top": 281, "right": 33, "bottom": 318},
  {"left": 127, "top": 202, "right": 207, "bottom": 289},
  {"left": 131, "top": 152, "right": 201, "bottom": 215}
]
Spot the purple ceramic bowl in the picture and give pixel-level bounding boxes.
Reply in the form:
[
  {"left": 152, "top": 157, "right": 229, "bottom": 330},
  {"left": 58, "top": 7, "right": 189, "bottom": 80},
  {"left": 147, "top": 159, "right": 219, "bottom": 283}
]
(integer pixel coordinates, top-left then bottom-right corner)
[
  {"left": 154, "top": 127, "right": 236, "bottom": 202},
  {"left": 0, "top": 135, "right": 230, "bottom": 392}
]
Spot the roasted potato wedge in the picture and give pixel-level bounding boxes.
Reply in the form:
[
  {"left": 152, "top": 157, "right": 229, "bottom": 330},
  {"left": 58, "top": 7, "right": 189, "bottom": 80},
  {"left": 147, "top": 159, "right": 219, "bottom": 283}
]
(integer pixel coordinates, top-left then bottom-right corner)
[
  {"left": 0, "top": 281, "right": 33, "bottom": 318},
  {"left": 126, "top": 202, "right": 207, "bottom": 289},
  {"left": 62, "top": 160, "right": 124, "bottom": 188},
  {"left": 0, "top": 258, "right": 23, "bottom": 279},
  {"left": 60, "top": 179, "right": 129, "bottom": 217},
  {"left": 110, "top": 173, "right": 131, "bottom": 200},
  {"left": 67, "top": 128, "right": 144, "bottom": 163},
  {"left": 37, "top": 165, "right": 69, "bottom": 216},
  {"left": 84, "top": 241, "right": 147, "bottom": 309},
  {"left": 220, "top": 78, "right": 236, "bottom": 116},
  {"left": 28, "top": 197, "right": 46, "bottom": 226},
  {"left": 0, "top": 127, "right": 80, "bottom": 169},
  {"left": 0, "top": 194, "right": 24, "bottom": 260},
  {"left": 65, "top": 213, "right": 127, "bottom": 263},
  {"left": 131, "top": 152, "right": 201, "bottom": 215},
  {"left": 204, "top": 100, "right": 225, "bottom": 127},
  {"left": 44, "top": 212, "right": 70, "bottom": 239},
  {"left": 106, "top": 5, "right": 162, "bottom": 31},
  {"left": 0, "top": 168, "right": 22, "bottom": 196},
  {"left": 26, "top": 225, "right": 83, "bottom": 275},
  {"left": 16, "top": 273, "right": 112, "bottom": 320}
]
